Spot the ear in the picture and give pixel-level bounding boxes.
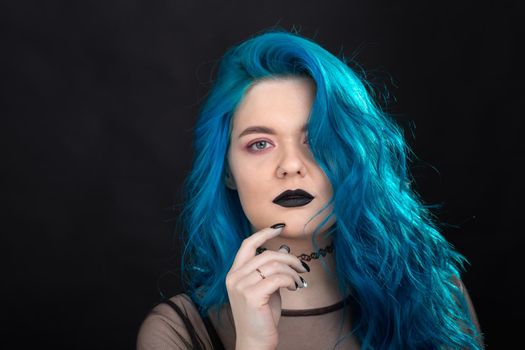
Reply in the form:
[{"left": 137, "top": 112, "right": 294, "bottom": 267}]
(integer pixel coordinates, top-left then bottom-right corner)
[{"left": 224, "top": 165, "right": 237, "bottom": 190}]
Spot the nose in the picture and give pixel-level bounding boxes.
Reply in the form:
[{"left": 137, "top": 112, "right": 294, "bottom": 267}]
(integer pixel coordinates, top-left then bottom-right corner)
[{"left": 276, "top": 144, "right": 308, "bottom": 178}]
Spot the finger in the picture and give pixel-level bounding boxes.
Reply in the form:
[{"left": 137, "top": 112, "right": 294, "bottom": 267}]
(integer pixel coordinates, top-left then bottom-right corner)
[
  {"left": 234, "top": 250, "right": 308, "bottom": 281},
  {"left": 278, "top": 244, "right": 290, "bottom": 254},
  {"left": 230, "top": 224, "right": 285, "bottom": 271},
  {"left": 246, "top": 273, "right": 299, "bottom": 297},
  {"left": 277, "top": 244, "right": 310, "bottom": 272},
  {"left": 236, "top": 261, "right": 304, "bottom": 291}
]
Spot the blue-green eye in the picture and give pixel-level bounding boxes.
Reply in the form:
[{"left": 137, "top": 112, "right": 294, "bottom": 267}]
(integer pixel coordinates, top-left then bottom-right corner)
[{"left": 248, "top": 140, "right": 271, "bottom": 152}]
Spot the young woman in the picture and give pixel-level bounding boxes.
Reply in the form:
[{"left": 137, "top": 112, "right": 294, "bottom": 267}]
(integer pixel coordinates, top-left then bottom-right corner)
[{"left": 137, "top": 30, "right": 484, "bottom": 350}]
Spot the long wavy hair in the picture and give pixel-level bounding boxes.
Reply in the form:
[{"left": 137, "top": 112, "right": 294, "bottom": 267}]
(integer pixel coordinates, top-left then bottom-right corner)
[{"left": 176, "top": 30, "right": 483, "bottom": 349}]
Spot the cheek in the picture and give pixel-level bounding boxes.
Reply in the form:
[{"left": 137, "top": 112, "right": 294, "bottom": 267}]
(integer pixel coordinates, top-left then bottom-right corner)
[
  {"left": 325, "top": 181, "right": 334, "bottom": 197},
  {"left": 319, "top": 171, "right": 334, "bottom": 196},
  {"left": 230, "top": 156, "right": 267, "bottom": 198},
  {"left": 236, "top": 178, "right": 263, "bottom": 204}
]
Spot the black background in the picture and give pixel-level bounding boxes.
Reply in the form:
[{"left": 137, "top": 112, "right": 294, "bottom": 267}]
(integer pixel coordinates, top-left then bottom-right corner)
[{"left": 2, "top": 0, "right": 523, "bottom": 348}]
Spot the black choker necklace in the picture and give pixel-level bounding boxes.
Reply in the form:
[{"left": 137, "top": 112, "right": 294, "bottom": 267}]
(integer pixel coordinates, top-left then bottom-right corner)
[{"left": 256, "top": 243, "right": 334, "bottom": 262}]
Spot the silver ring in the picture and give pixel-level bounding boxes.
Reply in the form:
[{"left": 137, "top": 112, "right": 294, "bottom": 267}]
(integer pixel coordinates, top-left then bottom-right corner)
[{"left": 256, "top": 268, "right": 266, "bottom": 279}]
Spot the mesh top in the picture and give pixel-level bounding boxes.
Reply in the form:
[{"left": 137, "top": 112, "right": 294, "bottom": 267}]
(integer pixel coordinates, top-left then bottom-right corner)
[
  {"left": 137, "top": 293, "right": 360, "bottom": 350},
  {"left": 137, "top": 279, "right": 482, "bottom": 350}
]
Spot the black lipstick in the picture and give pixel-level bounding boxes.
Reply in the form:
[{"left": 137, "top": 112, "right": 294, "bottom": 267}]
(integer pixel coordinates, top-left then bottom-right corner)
[{"left": 273, "top": 189, "right": 314, "bottom": 208}]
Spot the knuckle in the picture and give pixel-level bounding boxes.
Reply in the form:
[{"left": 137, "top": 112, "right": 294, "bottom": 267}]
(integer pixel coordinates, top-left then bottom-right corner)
[
  {"left": 240, "top": 238, "right": 251, "bottom": 248},
  {"left": 260, "top": 250, "right": 273, "bottom": 258},
  {"left": 269, "top": 260, "right": 281, "bottom": 270},
  {"left": 267, "top": 260, "right": 280, "bottom": 269},
  {"left": 225, "top": 281, "right": 232, "bottom": 290},
  {"left": 274, "top": 274, "right": 286, "bottom": 285},
  {"left": 228, "top": 280, "right": 243, "bottom": 294},
  {"left": 225, "top": 274, "right": 235, "bottom": 288},
  {"left": 234, "top": 284, "right": 244, "bottom": 294}
]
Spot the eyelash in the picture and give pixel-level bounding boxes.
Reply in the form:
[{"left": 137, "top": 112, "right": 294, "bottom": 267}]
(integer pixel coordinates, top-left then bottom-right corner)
[
  {"left": 247, "top": 140, "right": 272, "bottom": 152},
  {"left": 247, "top": 138, "right": 309, "bottom": 153}
]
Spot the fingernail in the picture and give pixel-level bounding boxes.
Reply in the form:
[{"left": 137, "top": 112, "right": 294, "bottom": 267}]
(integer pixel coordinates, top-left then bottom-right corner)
[
  {"left": 279, "top": 244, "right": 290, "bottom": 253},
  {"left": 271, "top": 223, "right": 286, "bottom": 229},
  {"left": 301, "top": 261, "right": 310, "bottom": 272},
  {"left": 300, "top": 276, "right": 308, "bottom": 288}
]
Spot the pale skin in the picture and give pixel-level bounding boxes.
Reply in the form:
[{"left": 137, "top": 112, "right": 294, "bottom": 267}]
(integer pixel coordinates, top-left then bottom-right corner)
[
  {"left": 220, "top": 77, "right": 483, "bottom": 349},
  {"left": 223, "top": 77, "right": 345, "bottom": 349}
]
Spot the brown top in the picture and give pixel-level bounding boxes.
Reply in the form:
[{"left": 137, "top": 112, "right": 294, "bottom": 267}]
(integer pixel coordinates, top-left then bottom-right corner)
[{"left": 137, "top": 293, "right": 360, "bottom": 350}]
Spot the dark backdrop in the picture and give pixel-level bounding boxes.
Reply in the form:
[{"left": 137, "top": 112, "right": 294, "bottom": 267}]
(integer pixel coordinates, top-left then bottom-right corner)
[{"left": 2, "top": 0, "right": 522, "bottom": 348}]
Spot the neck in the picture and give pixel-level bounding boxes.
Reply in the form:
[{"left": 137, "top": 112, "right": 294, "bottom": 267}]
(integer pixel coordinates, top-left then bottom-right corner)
[{"left": 259, "top": 233, "right": 344, "bottom": 310}]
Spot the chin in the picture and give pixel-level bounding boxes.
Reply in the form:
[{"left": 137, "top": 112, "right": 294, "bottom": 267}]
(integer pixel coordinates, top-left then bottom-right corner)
[
  {"left": 245, "top": 203, "right": 335, "bottom": 234},
  {"left": 250, "top": 214, "right": 334, "bottom": 237}
]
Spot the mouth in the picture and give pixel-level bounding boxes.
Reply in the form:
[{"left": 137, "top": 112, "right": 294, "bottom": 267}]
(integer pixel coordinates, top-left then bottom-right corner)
[{"left": 272, "top": 189, "right": 314, "bottom": 208}]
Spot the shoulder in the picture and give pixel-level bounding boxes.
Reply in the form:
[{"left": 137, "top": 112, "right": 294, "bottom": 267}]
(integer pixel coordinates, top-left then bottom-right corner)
[
  {"left": 137, "top": 293, "right": 209, "bottom": 350},
  {"left": 450, "top": 276, "right": 485, "bottom": 348},
  {"left": 450, "top": 276, "right": 476, "bottom": 318}
]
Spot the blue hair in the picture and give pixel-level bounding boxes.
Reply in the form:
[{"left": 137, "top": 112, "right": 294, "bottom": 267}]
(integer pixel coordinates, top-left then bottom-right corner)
[{"left": 177, "top": 30, "right": 483, "bottom": 349}]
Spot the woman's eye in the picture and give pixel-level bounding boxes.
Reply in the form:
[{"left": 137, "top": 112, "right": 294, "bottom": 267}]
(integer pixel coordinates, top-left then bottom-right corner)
[{"left": 248, "top": 140, "right": 270, "bottom": 152}]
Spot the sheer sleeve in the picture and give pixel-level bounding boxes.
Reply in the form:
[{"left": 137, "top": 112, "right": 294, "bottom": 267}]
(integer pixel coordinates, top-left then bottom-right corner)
[
  {"left": 452, "top": 277, "right": 485, "bottom": 349},
  {"left": 137, "top": 294, "right": 212, "bottom": 350},
  {"left": 457, "top": 279, "right": 482, "bottom": 334}
]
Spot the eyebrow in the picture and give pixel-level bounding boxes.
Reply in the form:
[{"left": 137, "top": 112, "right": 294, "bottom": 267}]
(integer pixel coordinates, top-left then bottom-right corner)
[{"left": 238, "top": 124, "right": 308, "bottom": 139}]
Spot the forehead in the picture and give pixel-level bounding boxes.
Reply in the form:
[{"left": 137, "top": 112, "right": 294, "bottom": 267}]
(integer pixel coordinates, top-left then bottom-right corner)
[{"left": 231, "top": 77, "right": 316, "bottom": 132}]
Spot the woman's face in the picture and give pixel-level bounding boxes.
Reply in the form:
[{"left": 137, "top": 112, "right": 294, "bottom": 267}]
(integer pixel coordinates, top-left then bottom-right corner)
[{"left": 226, "top": 77, "right": 335, "bottom": 238}]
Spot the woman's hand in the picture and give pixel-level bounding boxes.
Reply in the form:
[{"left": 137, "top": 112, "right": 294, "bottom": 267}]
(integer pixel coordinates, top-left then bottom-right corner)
[{"left": 226, "top": 223, "right": 309, "bottom": 350}]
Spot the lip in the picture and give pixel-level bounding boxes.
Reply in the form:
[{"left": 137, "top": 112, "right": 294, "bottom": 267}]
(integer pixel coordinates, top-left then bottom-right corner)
[{"left": 273, "top": 189, "right": 314, "bottom": 208}]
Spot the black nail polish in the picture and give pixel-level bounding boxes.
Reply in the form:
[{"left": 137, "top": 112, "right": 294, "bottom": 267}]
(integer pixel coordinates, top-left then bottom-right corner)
[
  {"left": 300, "top": 276, "right": 308, "bottom": 288},
  {"left": 301, "top": 261, "right": 310, "bottom": 272},
  {"left": 279, "top": 244, "right": 290, "bottom": 253},
  {"left": 271, "top": 223, "right": 286, "bottom": 229}
]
